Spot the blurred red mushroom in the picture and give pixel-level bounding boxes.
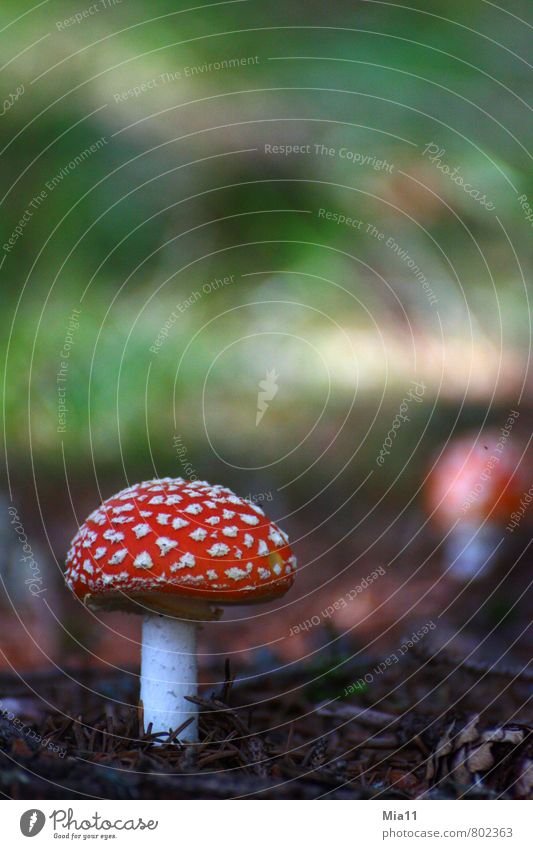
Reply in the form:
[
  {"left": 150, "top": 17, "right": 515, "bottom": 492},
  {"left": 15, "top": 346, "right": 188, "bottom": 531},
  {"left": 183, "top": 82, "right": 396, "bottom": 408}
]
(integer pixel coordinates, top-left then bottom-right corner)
[{"left": 425, "top": 426, "right": 529, "bottom": 580}]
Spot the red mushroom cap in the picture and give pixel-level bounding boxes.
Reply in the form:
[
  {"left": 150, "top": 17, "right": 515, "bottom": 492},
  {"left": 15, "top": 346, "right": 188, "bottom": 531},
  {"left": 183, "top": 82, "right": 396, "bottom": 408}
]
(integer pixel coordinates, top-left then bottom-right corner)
[
  {"left": 65, "top": 478, "right": 296, "bottom": 616},
  {"left": 425, "top": 431, "right": 528, "bottom": 528}
]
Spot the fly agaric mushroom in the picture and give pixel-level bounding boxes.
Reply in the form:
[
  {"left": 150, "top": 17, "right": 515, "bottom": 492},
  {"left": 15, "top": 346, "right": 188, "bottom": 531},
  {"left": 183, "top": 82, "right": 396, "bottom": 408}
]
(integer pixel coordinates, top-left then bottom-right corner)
[
  {"left": 64, "top": 478, "right": 296, "bottom": 742},
  {"left": 425, "top": 429, "right": 527, "bottom": 580}
]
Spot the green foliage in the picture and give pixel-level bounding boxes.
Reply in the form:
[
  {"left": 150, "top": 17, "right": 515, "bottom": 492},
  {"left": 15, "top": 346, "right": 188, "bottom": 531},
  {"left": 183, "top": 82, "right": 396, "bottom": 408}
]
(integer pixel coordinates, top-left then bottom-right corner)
[{"left": 2, "top": 0, "right": 530, "bottom": 483}]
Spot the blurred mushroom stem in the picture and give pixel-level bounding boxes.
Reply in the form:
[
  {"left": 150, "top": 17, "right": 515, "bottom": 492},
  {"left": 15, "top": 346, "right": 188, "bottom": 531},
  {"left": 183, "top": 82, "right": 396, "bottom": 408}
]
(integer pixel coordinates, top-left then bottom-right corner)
[
  {"left": 140, "top": 614, "right": 198, "bottom": 743},
  {"left": 445, "top": 522, "right": 501, "bottom": 581}
]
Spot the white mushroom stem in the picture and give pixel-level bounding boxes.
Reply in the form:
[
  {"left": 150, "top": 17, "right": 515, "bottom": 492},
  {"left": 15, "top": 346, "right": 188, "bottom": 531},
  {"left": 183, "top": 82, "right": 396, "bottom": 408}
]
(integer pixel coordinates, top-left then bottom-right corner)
[
  {"left": 140, "top": 614, "right": 198, "bottom": 743},
  {"left": 446, "top": 522, "right": 501, "bottom": 581}
]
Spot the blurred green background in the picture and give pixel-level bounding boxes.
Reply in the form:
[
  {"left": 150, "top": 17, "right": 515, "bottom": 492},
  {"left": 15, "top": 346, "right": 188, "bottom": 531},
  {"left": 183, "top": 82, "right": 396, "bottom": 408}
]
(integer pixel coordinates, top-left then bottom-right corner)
[{"left": 2, "top": 0, "right": 532, "bottom": 508}]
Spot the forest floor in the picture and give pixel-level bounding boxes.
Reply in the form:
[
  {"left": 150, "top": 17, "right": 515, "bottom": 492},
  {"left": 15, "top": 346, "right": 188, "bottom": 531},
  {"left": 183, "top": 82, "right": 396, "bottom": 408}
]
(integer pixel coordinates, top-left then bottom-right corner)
[
  {"left": 1, "top": 498, "right": 532, "bottom": 799},
  {"left": 1, "top": 645, "right": 532, "bottom": 800}
]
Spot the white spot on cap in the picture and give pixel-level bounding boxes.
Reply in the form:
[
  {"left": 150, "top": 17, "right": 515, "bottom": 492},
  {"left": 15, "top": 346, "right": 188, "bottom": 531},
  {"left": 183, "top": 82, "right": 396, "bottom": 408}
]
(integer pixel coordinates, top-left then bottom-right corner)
[
  {"left": 240, "top": 513, "right": 259, "bottom": 526},
  {"left": 180, "top": 574, "right": 204, "bottom": 584},
  {"left": 103, "top": 530, "right": 124, "bottom": 542},
  {"left": 148, "top": 495, "right": 165, "bottom": 504},
  {"left": 222, "top": 526, "right": 238, "bottom": 537},
  {"left": 89, "top": 509, "right": 107, "bottom": 525},
  {"left": 204, "top": 500, "right": 217, "bottom": 509},
  {"left": 190, "top": 528, "right": 207, "bottom": 541},
  {"left": 133, "top": 523, "right": 150, "bottom": 539},
  {"left": 156, "top": 513, "right": 171, "bottom": 525},
  {"left": 112, "top": 503, "right": 134, "bottom": 514},
  {"left": 258, "top": 567, "right": 271, "bottom": 579},
  {"left": 225, "top": 567, "right": 248, "bottom": 580},
  {"left": 206, "top": 569, "right": 218, "bottom": 580},
  {"left": 94, "top": 546, "right": 107, "bottom": 560},
  {"left": 244, "top": 533, "right": 254, "bottom": 549},
  {"left": 165, "top": 495, "right": 182, "bottom": 505},
  {"left": 172, "top": 517, "right": 189, "bottom": 530},
  {"left": 207, "top": 543, "right": 230, "bottom": 557},
  {"left": 222, "top": 509, "right": 235, "bottom": 519},
  {"left": 83, "top": 560, "right": 94, "bottom": 574},
  {"left": 82, "top": 530, "right": 97, "bottom": 547},
  {"left": 258, "top": 540, "right": 269, "bottom": 556},
  {"left": 272, "top": 563, "right": 282, "bottom": 575},
  {"left": 180, "top": 553, "right": 195, "bottom": 567},
  {"left": 170, "top": 553, "right": 196, "bottom": 571},
  {"left": 156, "top": 537, "right": 177, "bottom": 555},
  {"left": 140, "top": 510, "right": 152, "bottom": 518},
  {"left": 111, "top": 516, "right": 134, "bottom": 524},
  {"left": 205, "top": 516, "right": 220, "bottom": 525},
  {"left": 268, "top": 527, "right": 285, "bottom": 547},
  {"left": 108, "top": 549, "right": 128, "bottom": 565},
  {"left": 103, "top": 573, "right": 116, "bottom": 585},
  {"left": 134, "top": 551, "right": 153, "bottom": 569},
  {"left": 184, "top": 503, "right": 203, "bottom": 515}
]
